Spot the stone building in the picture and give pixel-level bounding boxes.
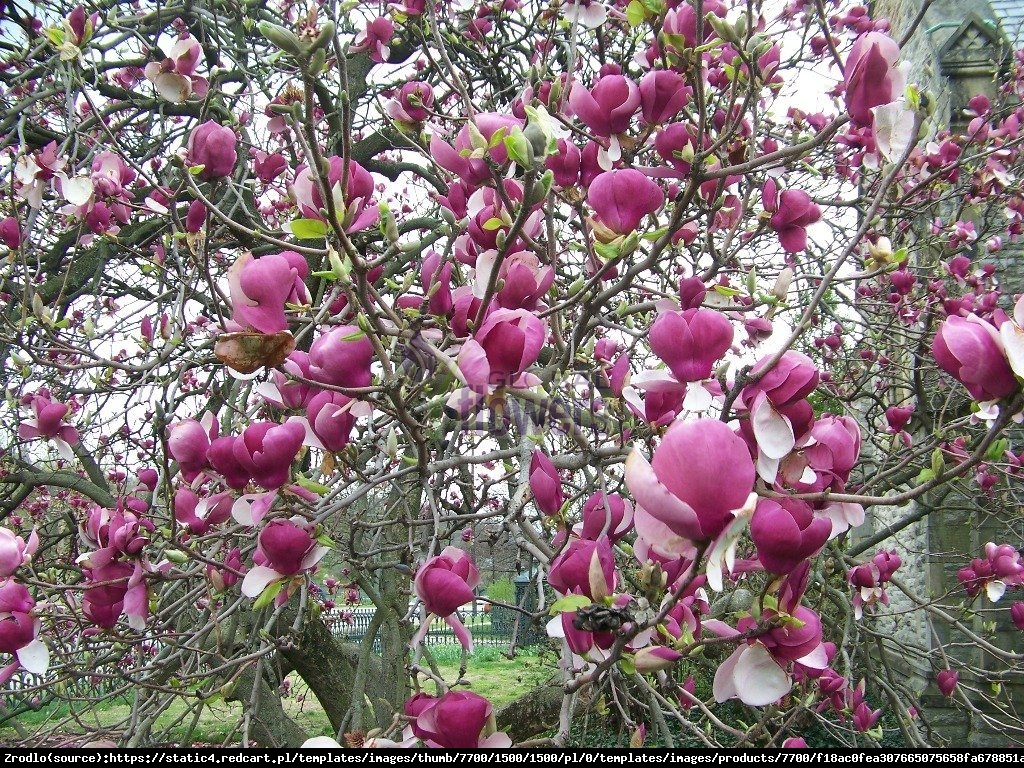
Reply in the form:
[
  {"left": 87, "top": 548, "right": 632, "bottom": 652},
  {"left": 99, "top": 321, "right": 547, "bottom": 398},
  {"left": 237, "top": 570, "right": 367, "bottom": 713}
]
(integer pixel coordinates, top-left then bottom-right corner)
[{"left": 868, "top": 0, "right": 1024, "bottom": 745}]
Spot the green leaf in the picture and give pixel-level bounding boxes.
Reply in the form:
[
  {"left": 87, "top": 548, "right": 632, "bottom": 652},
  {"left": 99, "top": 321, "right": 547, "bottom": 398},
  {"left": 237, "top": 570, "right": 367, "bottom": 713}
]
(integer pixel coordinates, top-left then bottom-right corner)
[
  {"left": 44, "top": 27, "right": 65, "bottom": 46},
  {"left": 253, "top": 579, "right": 285, "bottom": 610},
  {"left": 341, "top": 329, "right": 366, "bottom": 342},
  {"left": 294, "top": 475, "right": 331, "bottom": 495},
  {"left": 986, "top": 438, "right": 1009, "bottom": 462},
  {"left": 626, "top": 1, "right": 646, "bottom": 26},
  {"left": 188, "top": 164, "right": 206, "bottom": 176},
  {"left": 549, "top": 594, "right": 592, "bottom": 615},
  {"left": 713, "top": 284, "right": 743, "bottom": 297},
  {"left": 619, "top": 655, "right": 636, "bottom": 676},
  {"left": 482, "top": 217, "right": 505, "bottom": 231},
  {"left": 289, "top": 218, "right": 329, "bottom": 239},
  {"left": 315, "top": 532, "right": 336, "bottom": 548},
  {"left": 931, "top": 448, "right": 944, "bottom": 478},
  {"left": 915, "top": 468, "right": 936, "bottom": 484},
  {"left": 594, "top": 241, "right": 620, "bottom": 261}
]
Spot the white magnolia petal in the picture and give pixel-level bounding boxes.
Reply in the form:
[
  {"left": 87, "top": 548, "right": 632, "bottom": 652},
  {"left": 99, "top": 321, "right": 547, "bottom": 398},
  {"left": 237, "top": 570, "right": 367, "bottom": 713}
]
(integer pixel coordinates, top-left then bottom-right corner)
[
  {"left": 16, "top": 639, "right": 49, "bottom": 675},
  {"left": 712, "top": 646, "right": 743, "bottom": 702},
  {"left": 752, "top": 395, "right": 795, "bottom": 460},
  {"left": 987, "top": 580, "right": 1007, "bottom": 603},
  {"left": 1000, "top": 322, "right": 1024, "bottom": 379},
  {"left": 241, "top": 565, "right": 281, "bottom": 598},
  {"left": 733, "top": 643, "right": 792, "bottom": 707}
]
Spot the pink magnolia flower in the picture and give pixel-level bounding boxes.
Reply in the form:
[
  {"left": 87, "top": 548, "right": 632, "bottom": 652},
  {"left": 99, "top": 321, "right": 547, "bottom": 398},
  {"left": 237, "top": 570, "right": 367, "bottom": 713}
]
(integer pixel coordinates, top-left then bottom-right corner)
[
  {"left": 144, "top": 34, "right": 208, "bottom": 102},
  {"left": 588, "top": 169, "right": 664, "bottom": 236},
  {"left": 634, "top": 646, "right": 683, "bottom": 673},
  {"left": 576, "top": 491, "right": 634, "bottom": 543},
  {"left": 241, "top": 519, "right": 328, "bottom": 598},
  {"left": 936, "top": 670, "right": 958, "bottom": 697},
  {"left": 958, "top": 543, "right": 1024, "bottom": 602},
  {"left": 307, "top": 326, "right": 375, "bottom": 389},
  {"left": 252, "top": 151, "right": 288, "bottom": 184},
  {"left": 352, "top": 17, "right": 394, "bottom": 64},
  {"left": 208, "top": 436, "right": 252, "bottom": 489},
  {"left": 411, "top": 691, "right": 512, "bottom": 748},
  {"left": 547, "top": 536, "right": 615, "bottom": 600},
  {"left": 290, "top": 156, "right": 378, "bottom": 233},
  {"left": 184, "top": 199, "right": 206, "bottom": 233},
  {"left": 473, "top": 308, "right": 546, "bottom": 386},
  {"left": 82, "top": 560, "right": 148, "bottom": 630},
  {"left": 800, "top": 415, "right": 861, "bottom": 492},
  {"left": 712, "top": 606, "right": 826, "bottom": 707},
  {"left": 187, "top": 121, "right": 237, "bottom": 180},
  {"left": 853, "top": 701, "right": 882, "bottom": 732},
  {"left": 305, "top": 391, "right": 360, "bottom": 452},
  {"left": 167, "top": 417, "right": 216, "bottom": 483},
  {"left": 232, "top": 421, "right": 306, "bottom": 490},
  {"left": 933, "top": 315, "right": 1017, "bottom": 402},
  {"left": 207, "top": 547, "right": 244, "bottom": 592},
  {"left": 430, "top": 113, "right": 524, "bottom": 187},
  {"left": 18, "top": 389, "right": 80, "bottom": 461},
  {"left": 763, "top": 180, "right": 821, "bottom": 253},
  {"left": 649, "top": 308, "right": 733, "bottom": 382},
  {"left": 255, "top": 351, "right": 318, "bottom": 409},
  {"left": 0, "top": 581, "right": 48, "bottom": 675},
  {"left": 750, "top": 499, "right": 831, "bottom": 575},
  {"left": 80, "top": 505, "right": 152, "bottom": 562},
  {"left": 529, "top": 450, "right": 563, "bottom": 516},
  {"left": 482, "top": 251, "right": 554, "bottom": 311},
  {"left": 174, "top": 488, "right": 233, "bottom": 536},
  {"left": 547, "top": 609, "right": 617, "bottom": 662},
  {"left": 639, "top": 70, "right": 691, "bottom": 125},
  {"left": 546, "top": 139, "right": 582, "bottom": 187},
  {"left": 387, "top": 81, "right": 434, "bottom": 124},
  {"left": 626, "top": 419, "right": 756, "bottom": 543},
  {"left": 412, "top": 548, "right": 480, "bottom": 651},
  {"left": 419, "top": 251, "right": 454, "bottom": 316},
  {"left": 844, "top": 31, "right": 904, "bottom": 126},
  {"left": 782, "top": 738, "right": 808, "bottom": 748},
  {"left": 0, "top": 530, "right": 37, "bottom": 579},
  {"left": 227, "top": 251, "right": 310, "bottom": 334},
  {"left": 569, "top": 75, "right": 640, "bottom": 138}
]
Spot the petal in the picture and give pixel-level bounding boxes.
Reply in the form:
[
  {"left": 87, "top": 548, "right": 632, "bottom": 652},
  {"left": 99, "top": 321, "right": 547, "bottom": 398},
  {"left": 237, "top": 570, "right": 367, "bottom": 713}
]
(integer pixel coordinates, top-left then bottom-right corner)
[
  {"left": 752, "top": 393, "right": 795, "bottom": 460},
  {"left": 16, "top": 639, "right": 49, "bottom": 675},
  {"left": 241, "top": 565, "right": 282, "bottom": 598},
  {"left": 733, "top": 643, "right": 792, "bottom": 706},
  {"left": 625, "top": 449, "right": 703, "bottom": 541},
  {"left": 1000, "top": 322, "right": 1024, "bottom": 379},
  {"left": 712, "top": 646, "right": 744, "bottom": 702}
]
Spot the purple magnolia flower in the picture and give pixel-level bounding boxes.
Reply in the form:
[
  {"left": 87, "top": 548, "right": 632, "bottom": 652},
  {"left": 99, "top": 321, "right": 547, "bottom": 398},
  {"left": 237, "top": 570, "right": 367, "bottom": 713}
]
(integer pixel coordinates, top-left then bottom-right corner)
[
  {"left": 933, "top": 315, "right": 1017, "bottom": 402},
  {"left": 844, "top": 31, "right": 904, "bottom": 126},
  {"left": 227, "top": 251, "right": 310, "bottom": 334},
  {"left": 763, "top": 180, "right": 821, "bottom": 253},
  {"left": 207, "top": 547, "right": 244, "bottom": 592},
  {"left": 18, "top": 389, "right": 80, "bottom": 461},
  {"left": 529, "top": 450, "right": 564, "bottom": 516},
  {"left": 187, "top": 121, "right": 237, "bottom": 180},
  {"left": 232, "top": 421, "right": 306, "bottom": 490},
  {"left": 649, "top": 308, "right": 733, "bottom": 382},
  {"left": 547, "top": 536, "right": 616, "bottom": 600},
  {"left": 0, "top": 217, "right": 22, "bottom": 249},
  {"left": 412, "top": 548, "right": 480, "bottom": 651},
  {"left": 577, "top": 491, "right": 634, "bottom": 543},
  {"left": 411, "top": 691, "right": 512, "bottom": 748},
  {"left": 251, "top": 151, "right": 288, "bottom": 184},
  {"left": 639, "top": 70, "right": 691, "bottom": 125},
  {"left": 184, "top": 199, "right": 206, "bottom": 233},
  {"left": 936, "top": 670, "right": 958, "bottom": 697},
  {"left": 568, "top": 75, "right": 640, "bottom": 137},
  {"left": 588, "top": 169, "right": 664, "bottom": 236},
  {"left": 801, "top": 415, "right": 862, "bottom": 492},
  {"left": 307, "top": 325, "right": 375, "bottom": 389},
  {"left": 626, "top": 419, "right": 755, "bottom": 542},
  {"left": 290, "top": 156, "right": 378, "bottom": 233},
  {"left": 1012, "top": 601, "right": 1024, "bottom": 631},
  {"left": 255, "top": 351, "right": 317, "bottom": 410},
  {"left": 750, "top": 499, "right": 831, "bottom": 575},
  {"left": 634, "top": 646, "right": 683, "bottom": 673}
]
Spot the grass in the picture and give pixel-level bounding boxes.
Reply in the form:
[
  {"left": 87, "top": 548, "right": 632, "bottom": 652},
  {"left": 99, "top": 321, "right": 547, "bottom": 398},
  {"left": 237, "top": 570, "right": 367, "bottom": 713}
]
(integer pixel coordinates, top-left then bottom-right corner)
[{"left": 0, "top": 645, "right": 556, "bottom": 746}]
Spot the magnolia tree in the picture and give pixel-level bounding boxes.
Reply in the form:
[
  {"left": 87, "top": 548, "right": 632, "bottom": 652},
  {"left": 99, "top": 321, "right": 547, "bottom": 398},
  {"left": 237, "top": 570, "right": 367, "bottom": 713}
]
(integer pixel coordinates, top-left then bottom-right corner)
[{"left": 3, "top": 0, "right": 1024, "bottom": 748}]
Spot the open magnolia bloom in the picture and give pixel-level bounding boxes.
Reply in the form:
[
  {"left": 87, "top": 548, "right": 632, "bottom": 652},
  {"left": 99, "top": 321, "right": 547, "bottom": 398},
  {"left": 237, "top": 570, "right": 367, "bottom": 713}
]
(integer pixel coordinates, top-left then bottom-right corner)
[{"left": 411, "top": 548, "right": 480, "bottom": 652}]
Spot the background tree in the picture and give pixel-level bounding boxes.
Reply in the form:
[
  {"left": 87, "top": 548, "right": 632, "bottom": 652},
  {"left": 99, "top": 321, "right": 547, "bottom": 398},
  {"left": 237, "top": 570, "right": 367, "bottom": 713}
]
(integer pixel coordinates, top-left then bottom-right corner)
[{"left": 2, "top": 0, "right": 1024, "bottom": 747}]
